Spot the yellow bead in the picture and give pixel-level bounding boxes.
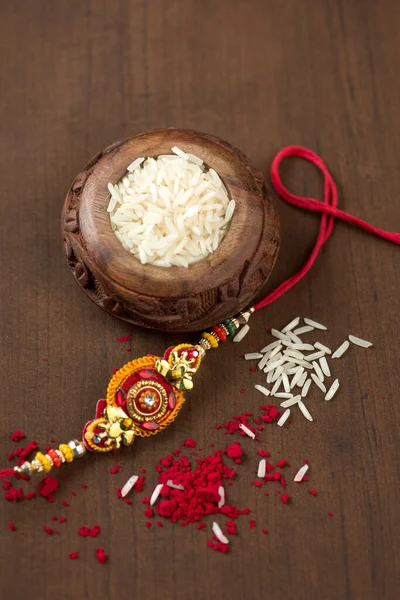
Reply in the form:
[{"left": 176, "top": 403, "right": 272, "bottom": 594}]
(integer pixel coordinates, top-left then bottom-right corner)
[
  {"left": 35, "top": 452, "right": 52, "bottom": 473},
  {"left": 59, "top": 444, "right": 74, "bottom": 463},
  {"left": 202, "top": 332, "right": 218, "bottom": 348}
]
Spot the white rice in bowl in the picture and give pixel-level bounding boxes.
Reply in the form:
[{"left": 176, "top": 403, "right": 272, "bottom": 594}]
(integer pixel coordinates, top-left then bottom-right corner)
[{"left": 107, "top": 146, "right": 235, "bottom": 268}]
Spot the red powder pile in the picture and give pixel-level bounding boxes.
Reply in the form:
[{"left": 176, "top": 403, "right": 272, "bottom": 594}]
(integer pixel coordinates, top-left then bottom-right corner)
[
  {"left": 207, "top": 538, "right": 230, "bottom": 554},
  {"left": 5, "top": 486, "right": 24, "bottom": 502},
  {"left": 226, "top": 442, "right": 243, "bottom": 461},
  {"left": 38, "top": 476, "right": 59, "bottom": 502},
  {"left": 110, "top": 465, "right": 122, "bottom": 474},
  {"left": 147, "top": 450, "right": 249, "bottom": 527},
  {"left": 3, "top": 389, "right": 320, "bottom": 562},
  {"left": 11, "top": 431, "right": 26, "bottom": 443},
  {"left": 95, "top": 548, "right": 108, "bottom": 564},
  {"left": 8, "top": 441, "right": 38, "bottom": 464},
  {"left": 183, "top": 439, "right": 197, "bottom": 448},
  {"left": 217, "top": 405, "right": 280, "bottom": 439}
]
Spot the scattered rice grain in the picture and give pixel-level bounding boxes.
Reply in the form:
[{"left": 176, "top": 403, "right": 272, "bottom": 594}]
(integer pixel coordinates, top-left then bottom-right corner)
[
  {"left": 298, "top": 401, "right": 313, "bottom": 422},
  {"left": 301, "top": 379, "right": 312, "bottom": 397},
  {"left": 331, "top": 340, "right": 350, "bottom": 359},
  {"left": 150, "top": 483, "right": 164, "bottom": 506},
  {"left": 239, "top": 423, "right": 255, "bottom": 439},
  {"left": 311, "top": 374, "right": 326, "bottom": 393},
  {"left": 257, "top": 459, "right": 266, "bottom": 478},
  {"left": 233, "top": 325, "right": 250, "bottom": 342},
  {"left": 349, "top": 334, "right": 373, "bottom": 348},
  {"left": 244, "top": 353, "right": 263, "bottom": 360},
  {"left": 277, "top": 409, "right": 291, "bottom": 427},
  {"left": 325, "top": 379, "right": 340, "bottom": 401},
  {"left": 120, "top": 475, "right": 139, "bottom": 498},
  {"left": 218, "top": 486, "right": 225, "bottom": 508},
  {"left": 281, "top": 317, "right": 300, "bottom": 333},
  {"left": 212, "top": 522, "right": 229, "bottom": 544},
  {"left": 304, "top": 318, "right": 327, "bottom": 330},
  {"left": 294, "top": 463, "right": 309, "bottom": 482},
  {"left": 319, "top": 356, "right": 331, "bottom": 377},
  {"left": 254, "top": 384, "right": 270, "bottom": 397}
]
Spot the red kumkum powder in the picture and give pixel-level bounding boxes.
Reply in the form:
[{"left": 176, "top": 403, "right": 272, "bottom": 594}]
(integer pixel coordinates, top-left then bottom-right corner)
[
  {"left": 95, "top": 548, "right": 108, "bottom": 564},
  {"left": 153, "top": 450, "right": 249, "bottom": 527},
  {"left": 11, "top": 431, "right": 26, "bottom": 442},
  {"left": 37, "top": 476, "right": 59, "bottom": 502}
]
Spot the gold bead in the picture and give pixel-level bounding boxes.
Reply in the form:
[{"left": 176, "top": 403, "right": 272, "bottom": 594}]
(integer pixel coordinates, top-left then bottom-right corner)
[{"left": 231, "top": 318, "right": 240, "bottom": 330}]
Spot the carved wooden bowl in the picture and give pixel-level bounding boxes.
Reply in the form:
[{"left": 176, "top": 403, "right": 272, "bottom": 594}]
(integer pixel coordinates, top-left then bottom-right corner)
[{"left": 61, "top": 128, "right": 280, "bottom": 333}]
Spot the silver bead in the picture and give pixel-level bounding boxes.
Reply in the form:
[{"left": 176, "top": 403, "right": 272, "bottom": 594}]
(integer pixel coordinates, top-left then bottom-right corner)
[
  {"left": 31, "top": 459, "right": 43, "bottom": 473},
  {"left": 55, "top": 449, "right": 65, "bottom": 463},
  {"left": 237, "top": 308, "right": 254, "bottom": 324},
  {"left": 68, "top": 439, "right": 86, "bottom": 458},
  {"left": 195, "top": 345, "right": 206, "bottom": 358},
  {"left": 45, "top": 454, "right": 54, "bottom": 468}
]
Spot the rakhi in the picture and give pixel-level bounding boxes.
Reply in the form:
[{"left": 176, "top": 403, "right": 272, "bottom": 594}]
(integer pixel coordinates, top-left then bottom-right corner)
[{"left": 1, "top": 146, "right": 398, "bottom": 479}]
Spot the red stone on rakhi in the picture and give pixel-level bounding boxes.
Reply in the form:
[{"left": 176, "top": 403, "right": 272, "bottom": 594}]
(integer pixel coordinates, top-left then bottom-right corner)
[
  {"left": 138, "top": 369, "right": 154, "bottom": 379},
  {"left": 115, "top": 388, "right": 126, "bottom": 407},
  {"left": 168, "top": 391, "right": 177, "bottom": 409},
  {"left": 142, "top": 421, "right": 159, "bottom": 431}
]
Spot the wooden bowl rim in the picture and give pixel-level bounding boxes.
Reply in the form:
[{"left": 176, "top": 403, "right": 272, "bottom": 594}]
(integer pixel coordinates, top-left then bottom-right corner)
[{"left": 79, "top": 128, "right": 268, "bottom": 298}]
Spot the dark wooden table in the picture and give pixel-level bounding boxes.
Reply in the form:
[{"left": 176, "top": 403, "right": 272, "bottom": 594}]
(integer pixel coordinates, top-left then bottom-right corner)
[{"left": 0, "top": 1, "right": 399, "bottom": 599}]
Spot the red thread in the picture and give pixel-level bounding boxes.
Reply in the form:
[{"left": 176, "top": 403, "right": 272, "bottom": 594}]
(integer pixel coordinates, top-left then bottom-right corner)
[
  {"left": 255, "top": 146, "right": 400, "bottom": 310},
  {"left": 0, "top": 469, "right": 16, "bottom": 480}
]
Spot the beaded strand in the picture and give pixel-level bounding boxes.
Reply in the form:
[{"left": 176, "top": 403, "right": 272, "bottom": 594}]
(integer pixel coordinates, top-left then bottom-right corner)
[
  {"left": 16, "top": 440, "right": 86, "bottom": 476},
  {"left": 198, "top": 308, "right": 254, "bottom": 352}
]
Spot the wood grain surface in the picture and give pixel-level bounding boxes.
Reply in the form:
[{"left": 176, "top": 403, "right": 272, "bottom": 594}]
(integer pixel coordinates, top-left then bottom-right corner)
[{"left": 0, "top": 1, "right": 399, "bottom": 599}]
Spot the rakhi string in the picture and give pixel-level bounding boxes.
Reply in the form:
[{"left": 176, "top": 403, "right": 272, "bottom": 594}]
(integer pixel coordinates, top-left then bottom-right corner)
[{"left": 254, "top": 145, "right": 400, "bottom": 310}]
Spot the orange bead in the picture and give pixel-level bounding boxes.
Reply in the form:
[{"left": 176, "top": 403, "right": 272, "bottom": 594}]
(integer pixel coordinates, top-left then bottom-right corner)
[{"left": 48, "top": 449, "right": 61, "bottom": 468}]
